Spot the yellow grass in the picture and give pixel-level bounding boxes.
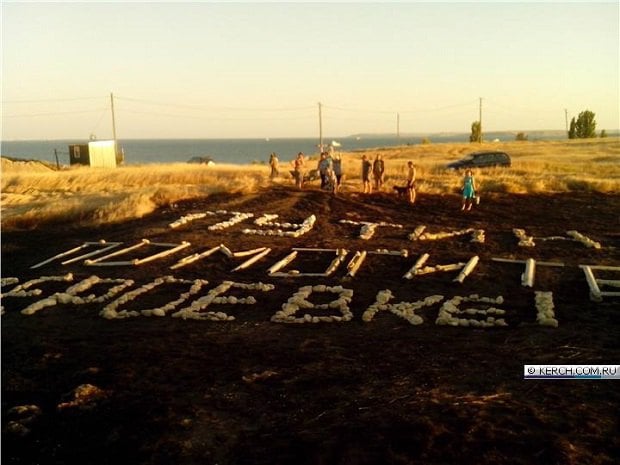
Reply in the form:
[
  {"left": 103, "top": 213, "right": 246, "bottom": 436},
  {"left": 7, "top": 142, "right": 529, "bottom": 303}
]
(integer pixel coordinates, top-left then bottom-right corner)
[
  {"left": 337, "top": 137, "right": 620, "bottom": 195},
  {"left": 1, "top": 162, "right": 268, "bottom": 230},
  {"left": 2, "top": 138, "right": 619, "bottom": 230}
]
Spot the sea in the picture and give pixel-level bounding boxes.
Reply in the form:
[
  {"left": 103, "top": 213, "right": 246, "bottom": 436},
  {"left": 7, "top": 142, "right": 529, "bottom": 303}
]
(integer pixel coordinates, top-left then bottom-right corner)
[{"left": 1, "top": 131, "right": 576, "bottom": 166}]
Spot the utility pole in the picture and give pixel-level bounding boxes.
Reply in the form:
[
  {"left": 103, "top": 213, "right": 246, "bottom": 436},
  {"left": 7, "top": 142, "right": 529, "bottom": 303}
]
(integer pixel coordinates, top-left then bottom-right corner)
[
  {"left": 564, "top": 108, "right": 569, "bottom": 138},
  {"left": 110, "top": 92, "right": 124, "bottom": 164},
  {"left": 318, "top": 102, "right": 323, "bottom": 152},
  {"left": 397, "top": 113, "right": 400, "bottom": 140},
  {"left": 478, "top": 97, "right": 483, "bottom": 143},
  {"left": 110, "top": 92, "right": 117, "bottom": 142}
]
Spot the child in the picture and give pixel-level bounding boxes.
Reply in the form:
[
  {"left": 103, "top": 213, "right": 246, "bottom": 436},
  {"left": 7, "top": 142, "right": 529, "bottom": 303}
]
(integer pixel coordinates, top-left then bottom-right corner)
[
  {"left": 461, "top": 169, "right": 477, "bottom": 211},
  {"left": 333, "top": 154, "right": 343, "bottom": 193},
  {"left": 325, "top": 165, "right": 338, "bottom": 195}
]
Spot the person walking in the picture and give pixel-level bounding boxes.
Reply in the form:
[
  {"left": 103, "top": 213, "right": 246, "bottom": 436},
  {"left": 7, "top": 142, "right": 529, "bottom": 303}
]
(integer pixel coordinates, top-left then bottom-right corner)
[
  {"left": 325, "top": 164, "right": 337, "bottom": 195},
  {"left": 293, "top": 152, "right": 305, "bottom": 189},
  {"left": 362, "top": 155, "right": 373, "bottom": 194},
  {"left": 318, "top": 152, "right": 331, "bottom": 189},
  {"left": 373, "top": 154, "right": 385, "bottom": 191},
  {"left": 269, "top": 152, "right": 279, "bottom": 179},
  {"left": 406, "top": 161, "right": 416, "bottom": 204},
  {"left": 333, "top": 154, "right": 343, "bottom": 194},
  {"left": 461, "top": 169, "right": 477, "bottom": 211}
]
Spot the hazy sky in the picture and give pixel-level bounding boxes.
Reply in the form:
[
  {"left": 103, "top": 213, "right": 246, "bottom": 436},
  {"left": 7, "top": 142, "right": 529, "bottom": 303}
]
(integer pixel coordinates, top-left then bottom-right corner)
[{"left": 2, "top": 1, "right": 618, "bottom": 140}]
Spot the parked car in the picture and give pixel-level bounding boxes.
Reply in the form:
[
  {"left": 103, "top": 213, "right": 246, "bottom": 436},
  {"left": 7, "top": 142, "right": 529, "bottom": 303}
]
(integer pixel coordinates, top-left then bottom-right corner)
[
  {"left": 188, "top": 156, "right": 215, "bottom": 165},
  {"left": 446, "top": 151, "right": 511, "bottom": 170}
]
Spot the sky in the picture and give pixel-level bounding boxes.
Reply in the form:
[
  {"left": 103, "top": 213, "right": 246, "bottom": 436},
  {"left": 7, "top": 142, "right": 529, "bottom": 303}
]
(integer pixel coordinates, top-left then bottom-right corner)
[{"left": 1, "top": 1, "right": 619, "bottom": 140}]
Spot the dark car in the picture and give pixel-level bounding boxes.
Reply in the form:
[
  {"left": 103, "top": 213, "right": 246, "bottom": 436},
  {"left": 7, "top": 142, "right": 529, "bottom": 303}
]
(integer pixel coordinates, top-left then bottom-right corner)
[
  {"left": 446, "top": 151, "right": 511, "bottom": 170},
  {"left": 188, "top": 156, "right": 215, "bottom": 165}
]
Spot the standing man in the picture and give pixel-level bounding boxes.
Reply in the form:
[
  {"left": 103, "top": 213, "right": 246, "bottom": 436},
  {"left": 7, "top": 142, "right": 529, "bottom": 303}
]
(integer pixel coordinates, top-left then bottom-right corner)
[
  {"left": 362, "top": 155, "right": 373, "bottom": 194},
  {"left": 372, "top": 154, "right": 385, "bottom": 191},
  {"left": 318, "top": 152, "right": 329, "bottom": 189},
  {"left": 269, "top": 152, "right": 279, "bottom": 179},
  {"left": 406, "top": 161, "right": 416, "bottom": 204}
]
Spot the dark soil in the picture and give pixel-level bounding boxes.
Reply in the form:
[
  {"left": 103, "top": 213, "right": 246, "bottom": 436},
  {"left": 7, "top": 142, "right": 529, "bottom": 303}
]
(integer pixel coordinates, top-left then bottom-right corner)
[{"left": 2, "top": 187, "right": 619, "bottom": 465}]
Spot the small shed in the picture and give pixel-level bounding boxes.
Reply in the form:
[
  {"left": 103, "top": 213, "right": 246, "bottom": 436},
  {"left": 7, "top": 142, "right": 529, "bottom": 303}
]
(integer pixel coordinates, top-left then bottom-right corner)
[{"left": 69, "top": 140, "right": 118, "bottom": 168}]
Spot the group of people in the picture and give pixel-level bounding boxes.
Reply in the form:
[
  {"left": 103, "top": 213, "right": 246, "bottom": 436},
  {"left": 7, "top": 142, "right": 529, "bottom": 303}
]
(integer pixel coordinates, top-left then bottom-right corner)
[
  {"left": 272, "top": 149, "right": 478, "bottom": 211},
  {"left": 362, "top": 154, "right": 416, "bottom": 204},
  {"left": 317, "top": 150, "right": 343, "bottom": 194},
  {"left": 362, "top": 155, "right": 478, "bottom": 210},
  {"left": 285, "top": 148, "right": 344, "bottom": 194},
  {"left": 361, "top": 154, "right": 388, "bottom": 194}
]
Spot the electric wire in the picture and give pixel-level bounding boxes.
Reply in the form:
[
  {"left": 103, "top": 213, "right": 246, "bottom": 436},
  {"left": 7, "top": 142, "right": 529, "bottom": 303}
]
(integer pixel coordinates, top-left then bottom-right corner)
[
  {"left": 2, "top": 96, "right": 106, "bottom": 104},
  {"left": 118, "top": 109, "right": 315, "bottom": 121},
  {"left": 115, "top": 96, "right": 315, "bottom": 112},
  {"left": 4, "top": 109, "right": 109, "bottom": 118},
  {"left": 89, "top": 108, "right": 110, "bottom": 136}
]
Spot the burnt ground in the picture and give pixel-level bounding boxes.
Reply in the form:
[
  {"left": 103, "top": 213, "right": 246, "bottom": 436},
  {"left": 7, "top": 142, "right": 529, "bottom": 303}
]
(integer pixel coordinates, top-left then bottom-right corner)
[{"left": 2, "top": 186, "right": 620, "bottom": 465}]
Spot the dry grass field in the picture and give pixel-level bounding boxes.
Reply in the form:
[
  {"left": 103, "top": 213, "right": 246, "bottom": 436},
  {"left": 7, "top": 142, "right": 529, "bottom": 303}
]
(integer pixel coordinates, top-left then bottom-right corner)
[
  {"left": 2, "top": 138, "right": 619, "bottom": 230},
  {"left": 346, "top": 137, "right": 620, "bottom": 195},
  {"left": 0, "top": 162, "right": 268, "bottom": 230}
]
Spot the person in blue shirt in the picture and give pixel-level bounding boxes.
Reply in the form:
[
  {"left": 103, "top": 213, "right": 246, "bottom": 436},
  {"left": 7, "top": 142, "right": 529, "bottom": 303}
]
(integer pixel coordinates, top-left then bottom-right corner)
[{"left": 318, "top": 152, "right": 332, "bottom": 189}]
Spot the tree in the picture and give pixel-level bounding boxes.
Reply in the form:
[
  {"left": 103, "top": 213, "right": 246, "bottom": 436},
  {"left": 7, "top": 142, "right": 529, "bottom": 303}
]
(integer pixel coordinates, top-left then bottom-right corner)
[
  {"left": 600, "top": 129, "right": 608, "bottom": 138},
  {"left": 469, "top": 121, "right": 481, "bottom": 143},
  {"left": 568, "top": 110, "right": 597, "bottom": 139},
  {"left": 515, "top": 132, "right": 528, "bottom": 141},
  {"left": 568, "top": 118, "right": 577, "bottom": 139}
]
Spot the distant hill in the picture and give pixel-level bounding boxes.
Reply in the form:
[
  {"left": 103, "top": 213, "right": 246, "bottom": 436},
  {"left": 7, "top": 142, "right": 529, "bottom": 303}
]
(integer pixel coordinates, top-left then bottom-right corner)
[{"left": 346, "top": 129, "right": 619, "bottom": 142}]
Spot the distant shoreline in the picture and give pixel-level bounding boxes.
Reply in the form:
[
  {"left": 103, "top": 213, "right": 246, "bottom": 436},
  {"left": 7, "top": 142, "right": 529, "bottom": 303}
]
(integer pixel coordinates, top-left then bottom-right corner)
[
  {"left": 5, "top": 132, "right": 620, "bottom": 167},
  {"left": 7, "top": 129, "right": 620, "bottom": 143}
]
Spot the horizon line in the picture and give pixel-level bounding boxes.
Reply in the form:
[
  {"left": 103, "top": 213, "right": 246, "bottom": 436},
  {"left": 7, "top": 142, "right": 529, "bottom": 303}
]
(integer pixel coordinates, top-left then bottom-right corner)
[{"left": 3, "top": 128, "right": 598, "bottom": 143}]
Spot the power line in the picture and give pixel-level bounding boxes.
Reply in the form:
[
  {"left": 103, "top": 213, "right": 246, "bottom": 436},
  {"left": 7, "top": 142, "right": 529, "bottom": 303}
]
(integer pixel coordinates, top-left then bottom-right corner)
[
  {"left": 402, "top": 101, "right": 478, "bottom": 114},
  {"left": 115, "top": 96, "right": 315, "bottom": 112},
  {"left": 89, "top": 108, "right": 110, "bottom": 135},
  {"left": 323, "top": 100, "right": 477, "bottom": 115},
  {"left": 118, "top": 109, "right": 315, "bottom": 121},
  {"left": 2, "top": 96, "right": 106, "bottom": 104},
  {"left": 4, "top": 109, "right": 108, "bottom": 118},
  {"left": 323, "top": 104, "right": 394, "bottom": 115},
  {"left": 485, "top": 98, "right": 560, "bottom": 115}
]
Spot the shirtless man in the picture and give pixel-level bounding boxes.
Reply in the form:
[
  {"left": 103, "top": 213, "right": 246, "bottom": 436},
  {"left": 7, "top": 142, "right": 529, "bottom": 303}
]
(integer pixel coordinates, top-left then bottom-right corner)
[
  {"left": 293, "top": 152, "right": 305, "bottom": 189},
  {"left": 406, "top": 161, "right": 416, "bottom": 204}
]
